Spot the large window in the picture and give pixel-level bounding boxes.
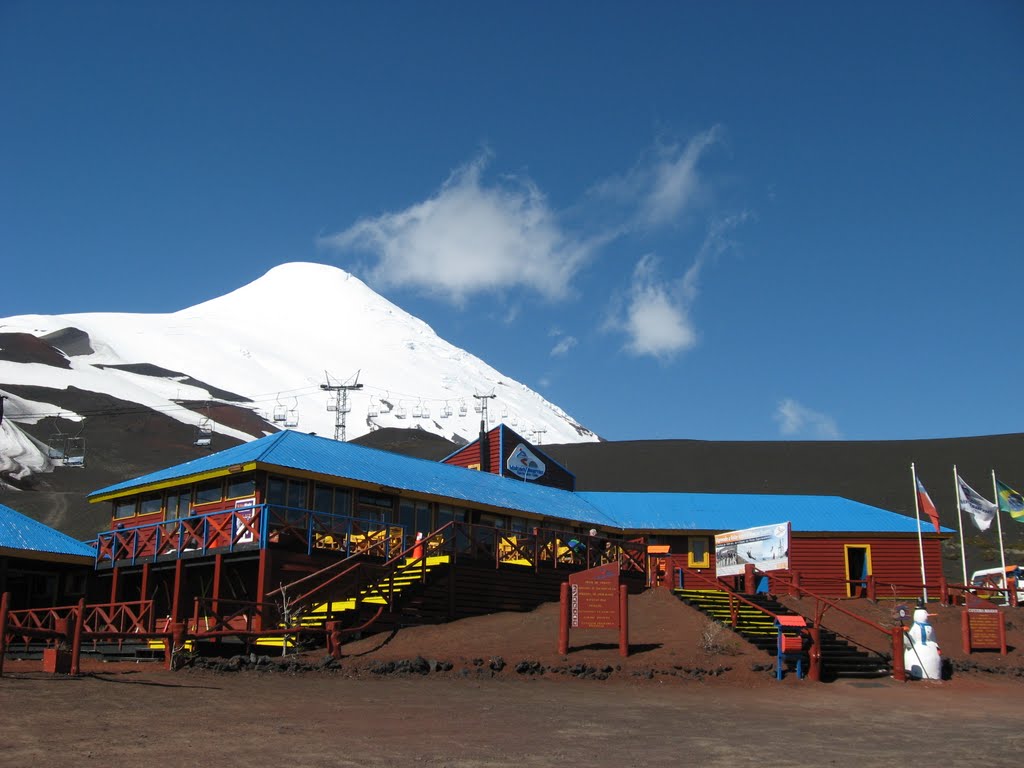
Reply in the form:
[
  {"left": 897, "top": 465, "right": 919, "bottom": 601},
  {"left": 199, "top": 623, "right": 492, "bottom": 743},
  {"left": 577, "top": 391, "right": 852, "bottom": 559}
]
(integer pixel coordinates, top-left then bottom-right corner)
[
  {"left": 165, "top": 490, "right": 191, "bottom": 520},
  {"left": 226, "top": 473, "right": 256, "bottom": 500},
  {"left": 195, "top": 479, "right": 223, "bottom": 505},
  {"left": 113, "top": 498, "right": 136, "bottom": 519},
  {"left": 436, "top": 504, "right": 467, "bottom": 527},
  {"left": 138, "top": 492, "right": 163, "bottom": 517},
  {"left": 267, "top": 476, "right": 310, "bottom": 510},
  {"left": 314, "top": 484, "right": 351, "bottom": 517},
  {"left": 398, "top": 499, "right": 432, "bottom": 536},
  {"left": 688, "top": 537, "right": 710, "bottom": 568},
  {"left": 356, "top": 490, "right": 394, "bottom": 523}
]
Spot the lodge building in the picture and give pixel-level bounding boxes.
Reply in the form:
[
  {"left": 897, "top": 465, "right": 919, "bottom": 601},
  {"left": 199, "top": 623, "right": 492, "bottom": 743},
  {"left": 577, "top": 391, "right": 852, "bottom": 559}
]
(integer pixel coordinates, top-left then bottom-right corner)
[{"left": 77, "top": 425, "right": 948, "bottom": 640}]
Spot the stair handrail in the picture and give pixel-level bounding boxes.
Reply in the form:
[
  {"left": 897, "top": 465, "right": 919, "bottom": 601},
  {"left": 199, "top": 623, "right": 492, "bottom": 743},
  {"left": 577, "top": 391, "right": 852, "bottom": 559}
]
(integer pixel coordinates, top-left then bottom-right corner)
[
  {"left": 767, "top": 569, "right": 904, "bottom": 676},
  {"left": 768, "top": 570, "right": 889, "bottom": 635},
  {"left": 675, "top": 565, "right": 786, "bottom": 628},
  {"left": 270, "top": 521, "right": 459, "bottom": 613}
]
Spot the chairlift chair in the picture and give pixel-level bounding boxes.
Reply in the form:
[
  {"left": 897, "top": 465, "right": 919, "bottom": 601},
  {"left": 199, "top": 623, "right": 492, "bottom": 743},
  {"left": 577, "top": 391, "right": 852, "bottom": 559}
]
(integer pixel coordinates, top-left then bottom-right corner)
[
  {"left": 46, "top": 424, "right": 67, "bottom": 460},
  {"left": 441, "top": 403, "right": 452, "bottom": 418},
  {"left": 272, "top": 404, "right": 287, "bottom": 422},
  {"left": 284, "top": 409, "right": 299, "bottom": 428},
  {"left": 458, "top": 401, "right": 468, "bottom": 417},
  {"left": 395, "top": 406, "right": 407, "bottom": 419},
  {"left": 421, "top": 404, "right": 431, "bottom": 419},
  {"left": 368, "top": 398, "right": 380, "bottom": 418},
  {"left": 63, "top": 436, "right": 86, "bottom": 467},
  {"left": 412, "top": 404, "right": 423, "bottom": 419},
  {"left": 194, "top": 418, "right": 213, "bottom": 448}
]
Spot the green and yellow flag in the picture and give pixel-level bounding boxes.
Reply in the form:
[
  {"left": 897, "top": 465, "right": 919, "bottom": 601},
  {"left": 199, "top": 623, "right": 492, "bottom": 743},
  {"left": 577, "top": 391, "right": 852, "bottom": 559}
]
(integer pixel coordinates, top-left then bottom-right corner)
[{"left": 996, "top": 480, "right": 1024, "bottom": 522}]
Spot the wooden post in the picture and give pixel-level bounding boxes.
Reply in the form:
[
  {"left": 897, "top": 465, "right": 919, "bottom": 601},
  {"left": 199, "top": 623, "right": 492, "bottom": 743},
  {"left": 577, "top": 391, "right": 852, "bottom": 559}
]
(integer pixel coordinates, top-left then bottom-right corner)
[
  {"left": 0, "top": 591, "right": 10, "bottom": 677},
  {"left": 866, "top": 574, "right": 876, "bottom": 602},
  {"left": 891, "top": 627, "right": 906, "bottom": 682},
  {"left": 999, "top": 613, "right": 1008, "bottom": 655},
  {"left": 618, "top": 584, "right": 629, "bottom": 658},
  {"left": 744, "top": 564, "right": 755, "bottom": 594},
  {"left": 170, "top": 558, "right": 185, "bottom": 622},
  {"left": 140, "top": 562, "right": 151, "bottom": 605},
  {"left": 808, "top": 626, "right": 821, "bottom": 682},
  {"left": 212, "top": 554, "right": 223, "bottom": 618},
  {"left": 327, "top": 621, "right": 343, "bottom": 659},
  {"left": 790, "top": 571, "right": 801, "bottom": 597},
  {"left": 70, "top": 598, "right": 85, "bottom": 676},
  {"left": 961, "top": 611, "right": 971, "bottom": 655},
  {"left": 255, "top": 548, "right": 271, "bottom": 632},
  {"left": 939, "top": 575, "right": 949, "bottom": 606},
  {"left": 169, "top": 621, "right": 187, "bottom": 670},
  {"left": 109, "top": 565, "right": 121, "bottom": 604},
  {"left": 558, "top": 582, "right": 569, "bottom": 656}
]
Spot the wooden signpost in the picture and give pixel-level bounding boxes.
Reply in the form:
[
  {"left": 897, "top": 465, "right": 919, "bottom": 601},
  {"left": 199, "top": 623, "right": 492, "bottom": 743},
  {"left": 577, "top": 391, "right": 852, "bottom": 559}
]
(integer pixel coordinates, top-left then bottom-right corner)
[
  {"left": 558, "top": 562, "right": 629, "bottom": 657},
  {"left": 962, "top": 593, "right": 1007, "bottom": 655}
]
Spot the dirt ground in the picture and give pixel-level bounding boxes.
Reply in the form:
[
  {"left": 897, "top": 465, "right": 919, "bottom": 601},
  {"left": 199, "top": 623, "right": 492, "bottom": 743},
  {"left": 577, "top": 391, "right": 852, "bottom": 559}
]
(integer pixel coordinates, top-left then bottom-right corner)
[{"left": 2, "top": 590, "right": 1022, "bottom": 767}]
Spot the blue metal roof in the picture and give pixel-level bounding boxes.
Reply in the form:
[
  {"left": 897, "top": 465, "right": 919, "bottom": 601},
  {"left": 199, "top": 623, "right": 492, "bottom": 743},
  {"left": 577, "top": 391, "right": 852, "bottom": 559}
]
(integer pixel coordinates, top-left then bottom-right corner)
[
  {"left": 577, "top": 491, "right": 955, "bottom": 533},
  {"left": 0, "top": 503, "right": 97, "bottom": 559},
  {"left": 90, "top": 431, "right": 619, "bottom": 528},
  {"left": 89, "top": 432, "right": 949, "bottom": 535}
]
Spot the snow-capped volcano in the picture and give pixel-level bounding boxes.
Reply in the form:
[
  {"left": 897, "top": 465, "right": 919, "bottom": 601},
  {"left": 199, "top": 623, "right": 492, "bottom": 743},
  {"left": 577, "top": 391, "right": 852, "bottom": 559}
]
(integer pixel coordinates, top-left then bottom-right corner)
[{"left": 0, "top": 262, "right": 596, "bottom": 487}]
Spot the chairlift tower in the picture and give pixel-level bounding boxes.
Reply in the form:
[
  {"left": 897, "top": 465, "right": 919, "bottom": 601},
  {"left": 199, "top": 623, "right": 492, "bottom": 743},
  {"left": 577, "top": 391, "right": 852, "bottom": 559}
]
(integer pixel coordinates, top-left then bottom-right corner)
[
  {"left": 322, "top": 371, "right": 363, "bottom": 442},
  {"left": 473, "top": 391, "right": 496, "bottom": 430}
]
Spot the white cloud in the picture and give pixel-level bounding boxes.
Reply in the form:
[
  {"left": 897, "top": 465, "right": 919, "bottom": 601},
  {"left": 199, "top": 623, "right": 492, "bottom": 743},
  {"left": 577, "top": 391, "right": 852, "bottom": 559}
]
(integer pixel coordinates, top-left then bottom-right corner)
[
  {"left": 609, "top": 213, "right": 748, "bottom": 360},
  {"left": 323, "top": 153, "right": 592, "bottom": 303},
  {"left": 620, "top": 254, "right": 696, "bottom": 359},
  {"left": 774, "top": 398, "right": 842, "bottom": 440},
  {"left": 550, "top": 335, "right": 577, "bottom": 358},
  {"left": 591, "top": 127, "right": 720, "bottom": 229}
]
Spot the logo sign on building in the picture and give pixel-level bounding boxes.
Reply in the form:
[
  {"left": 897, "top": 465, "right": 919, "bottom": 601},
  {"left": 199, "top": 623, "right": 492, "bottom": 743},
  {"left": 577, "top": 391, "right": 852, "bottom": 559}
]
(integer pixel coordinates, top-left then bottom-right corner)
[
  {"left": 568, "top": 562, "right": 621, "bottom": 629},
  {"left": 715, "top": 522, "right": 791, "bottom": 578},
  {"left": 506, "top": 443, "right": 546, "bottom": 481}
]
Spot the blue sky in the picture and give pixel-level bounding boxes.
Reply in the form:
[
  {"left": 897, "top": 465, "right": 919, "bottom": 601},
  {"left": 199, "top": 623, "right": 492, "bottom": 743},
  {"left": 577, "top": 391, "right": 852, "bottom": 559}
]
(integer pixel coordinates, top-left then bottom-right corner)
[{"left": 2, "top": 2, "right": 1022, "bottom": 442}]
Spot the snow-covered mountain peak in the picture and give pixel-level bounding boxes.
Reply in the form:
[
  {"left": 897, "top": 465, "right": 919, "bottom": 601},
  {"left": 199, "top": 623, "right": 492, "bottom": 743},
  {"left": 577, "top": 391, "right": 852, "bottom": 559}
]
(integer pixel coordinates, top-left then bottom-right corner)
[{"left": 0, "top": 262, "right": 597, "bottom": 487}]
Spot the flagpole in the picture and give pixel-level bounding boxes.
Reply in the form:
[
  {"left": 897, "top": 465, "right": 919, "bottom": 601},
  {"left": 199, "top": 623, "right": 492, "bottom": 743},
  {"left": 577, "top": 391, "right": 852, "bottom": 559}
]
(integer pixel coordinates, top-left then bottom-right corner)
[
  {"left": 911, "top": 463, "right": 928, "bottom": 603},
  {"left": 992, "top": 470, "right": 1009, "bottom": 605},
  {"left": 954, "top": 465, "right": 968, "bottom": 588}
]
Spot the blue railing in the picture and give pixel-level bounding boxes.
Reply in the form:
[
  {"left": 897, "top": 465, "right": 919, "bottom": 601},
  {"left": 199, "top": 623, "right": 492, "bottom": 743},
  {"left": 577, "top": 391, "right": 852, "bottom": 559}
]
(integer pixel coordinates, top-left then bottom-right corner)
[{"left": 94, "top": 504, "right": 406, "bottom": 567}]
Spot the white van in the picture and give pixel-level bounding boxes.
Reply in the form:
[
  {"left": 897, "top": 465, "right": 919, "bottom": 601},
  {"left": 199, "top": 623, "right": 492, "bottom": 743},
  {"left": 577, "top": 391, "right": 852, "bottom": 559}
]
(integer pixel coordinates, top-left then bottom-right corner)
[{"left": 970, "top": 565, "right": 1024, "bottom": 603}]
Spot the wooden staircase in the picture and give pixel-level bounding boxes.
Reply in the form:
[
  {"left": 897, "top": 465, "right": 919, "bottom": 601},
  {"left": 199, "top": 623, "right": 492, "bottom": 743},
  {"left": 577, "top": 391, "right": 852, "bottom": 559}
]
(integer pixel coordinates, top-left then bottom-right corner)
[{"left": 674, "top": 588, "right": 890, "bottom": 680}]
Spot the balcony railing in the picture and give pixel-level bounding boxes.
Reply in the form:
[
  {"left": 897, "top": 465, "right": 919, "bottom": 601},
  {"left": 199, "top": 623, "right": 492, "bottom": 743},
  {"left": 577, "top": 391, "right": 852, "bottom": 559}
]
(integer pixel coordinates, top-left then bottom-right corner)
[{"left": 94, "top": 505, "right": 406, "bottom": 567}]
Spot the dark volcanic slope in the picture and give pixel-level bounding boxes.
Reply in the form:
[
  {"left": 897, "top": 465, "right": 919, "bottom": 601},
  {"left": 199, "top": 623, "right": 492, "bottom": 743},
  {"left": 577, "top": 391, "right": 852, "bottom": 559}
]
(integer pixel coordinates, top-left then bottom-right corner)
[
  {"left": 542, "top": 434, "right": 1024, "bottom": 573},
  {"left": 351, "top": 427, "right": 461, "bottom": 461},
  {"left": 1, "top": 384, "right": 249, "bottom": 539},
  {"left": 541, "top": 434, "right": 1024, "bottom": 523}
]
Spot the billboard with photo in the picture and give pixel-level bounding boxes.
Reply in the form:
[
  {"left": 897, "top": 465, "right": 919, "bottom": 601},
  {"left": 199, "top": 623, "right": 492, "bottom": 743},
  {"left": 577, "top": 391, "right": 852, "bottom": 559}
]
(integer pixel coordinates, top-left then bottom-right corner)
[{"left": 714, "top": 522, "right": 791, "bottom": 577}]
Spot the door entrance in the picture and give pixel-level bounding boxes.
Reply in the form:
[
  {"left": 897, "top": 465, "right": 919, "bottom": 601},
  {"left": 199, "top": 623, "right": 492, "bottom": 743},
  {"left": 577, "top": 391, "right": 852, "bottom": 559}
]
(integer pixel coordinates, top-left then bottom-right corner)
[{"left": 844, "top": 545, "right": 871, "bottom": 597}]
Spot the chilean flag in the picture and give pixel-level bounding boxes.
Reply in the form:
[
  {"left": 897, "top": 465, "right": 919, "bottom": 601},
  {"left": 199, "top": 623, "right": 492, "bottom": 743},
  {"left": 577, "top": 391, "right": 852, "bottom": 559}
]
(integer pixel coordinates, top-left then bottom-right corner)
[{"left": 916, "top": 478, "right": 941, "bottom": 533}]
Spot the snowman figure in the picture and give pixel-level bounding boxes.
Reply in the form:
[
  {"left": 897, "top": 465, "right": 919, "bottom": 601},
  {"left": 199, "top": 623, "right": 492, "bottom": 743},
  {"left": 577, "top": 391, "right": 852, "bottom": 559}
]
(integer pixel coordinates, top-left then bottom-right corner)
[{"left": 903, "top": 605, "right": 942, "bottom": 680}]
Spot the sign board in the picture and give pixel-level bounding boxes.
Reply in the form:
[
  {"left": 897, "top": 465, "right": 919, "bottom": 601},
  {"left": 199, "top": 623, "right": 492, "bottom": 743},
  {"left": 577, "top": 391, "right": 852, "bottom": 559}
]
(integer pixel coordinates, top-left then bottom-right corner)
[
  {"left": 234, "top": 498, "right": 258, "bottom": 544},
  {"left": 715, "top": 522, "right": 791, "bottom": 578},
  {"left": 964, "top": 593, "right": 1006, "bottom": 653},
  {"left": 569, "top": 562, "right": 621, "bottom": 629},
  {"left": 506, "top": 443, "right": 546, "bottom": 481}
]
